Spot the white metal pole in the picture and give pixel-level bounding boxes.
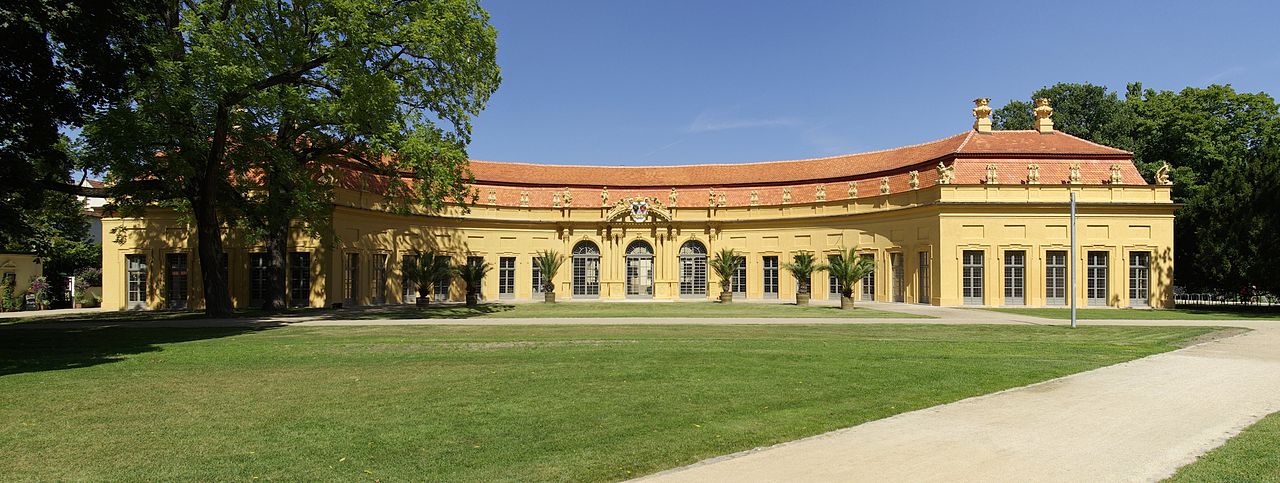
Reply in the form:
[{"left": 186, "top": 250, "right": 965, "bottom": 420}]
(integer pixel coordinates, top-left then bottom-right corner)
[{"left": 1070, "top": 191, "right": 1078, "bottom": 329}]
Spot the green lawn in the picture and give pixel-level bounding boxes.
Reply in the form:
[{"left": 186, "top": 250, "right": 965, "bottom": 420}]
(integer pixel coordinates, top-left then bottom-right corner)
[
  {"left": 1167, "top": 410, "right": 1280, "bottom": 482},
  {"left": 344, "top": 301, "right": 927, "bottom": 319},
  {"left": 0, "top": 324, "right": 1215, "bottom": 481},
  {"left": 979, "top": 306, "right": 1280, "bottom": 320},
  {"left": 1, "top": 301, "right": 926, "bottom": 325}
]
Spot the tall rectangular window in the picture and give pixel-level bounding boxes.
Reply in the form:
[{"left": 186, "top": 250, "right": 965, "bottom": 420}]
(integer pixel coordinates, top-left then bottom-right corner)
[
  {"left": 289, "top": 252, "right": 311, "bottom": 308},
  {"left": 1129, "top": 251, "right": 1150, "bottom": 307},
  {"left": 762, "top": 256, "right": 779, "bottom": 298},
  {"left": 531, "top": 257, "right": 544, "bottom": 295},
  {"left": 401, "top": 255, "right": 418, "bottom": 304},
  {"left": 371, "top": 254, "right": 388, "bottom": 304},
  {"left": 434, "top": 271, "right": 450, "bottom": 301},
  {"left": 126, "top": 254, "right": 147, "bottom": 309},
  {"left": 917, "top": 251, "right": 930, "bottom": 304},
  {"left": 891, "top": 252, "right": 905, "bottom": 303},
  {"left": 860, "top": 254, "right": 875, "bottom": 302},
  {"left": 345, "top": 253, "right": 360, "bottom": 304},
  {"left": 1087, "top": 251, "right": 1109, "bottom": 306},
  {"left": 249, "top": 253, "right": 269, "bottom": 307},
  {"left": 731, "top": 256, "right": 747, "bottom": 297},
  {"left": 165, "top": 253, "right": 188, "bottom": 309},
  {"left": 499, "top": 257, "right": 515, "bottom": 299},
  {"left": 467, "top": 256, "right": 485, "bottom": 300},
  {"left": 828, "top": 254, "right": 843, "bottom": 300},
  {"left": 962, "top": 250, "right": 984, "bottom": 305},
  {"left": 1045, "top": 251, "right": 1067, "bottom": 306},
  {"left": 1003, "top": 250, "right": 1025, "bottom": 306}
]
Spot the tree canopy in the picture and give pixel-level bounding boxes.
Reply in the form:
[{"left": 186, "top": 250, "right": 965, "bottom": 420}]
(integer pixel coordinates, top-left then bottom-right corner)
[{"left": 83, "top": 0, "right": 501, "bottom": 314}]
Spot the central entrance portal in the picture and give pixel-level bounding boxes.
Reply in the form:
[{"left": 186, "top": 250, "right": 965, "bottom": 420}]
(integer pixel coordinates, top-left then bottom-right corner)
[{"left": 625, "top": 240, "right": 654, "bottom": 298}]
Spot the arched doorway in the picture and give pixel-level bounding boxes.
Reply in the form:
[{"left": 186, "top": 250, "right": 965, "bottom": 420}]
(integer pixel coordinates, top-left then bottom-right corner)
[
  {"left": 572, "top": 241, "right": 600, "bottom": 298},
  {"left": 679, "top": 240, "right": 707, "bottom": 298},
  {"left": 625, "top": 240, "right": 654, "bottom": 298}
]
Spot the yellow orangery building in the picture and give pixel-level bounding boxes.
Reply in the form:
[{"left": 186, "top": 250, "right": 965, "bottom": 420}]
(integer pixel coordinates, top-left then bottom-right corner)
[{"left": 101, "top": 99, "right": 1176, "bottom": 310}]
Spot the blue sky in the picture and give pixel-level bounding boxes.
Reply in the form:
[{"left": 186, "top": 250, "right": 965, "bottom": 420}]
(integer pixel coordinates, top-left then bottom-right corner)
[{"left": 468, "top": 0, "right": 1280, "bottom": 166}]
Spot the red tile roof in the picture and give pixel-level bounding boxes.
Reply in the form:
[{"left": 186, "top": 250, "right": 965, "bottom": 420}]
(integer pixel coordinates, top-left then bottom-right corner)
[{"left": 469, "top": 130, "right": 1131, "bottom": 189}]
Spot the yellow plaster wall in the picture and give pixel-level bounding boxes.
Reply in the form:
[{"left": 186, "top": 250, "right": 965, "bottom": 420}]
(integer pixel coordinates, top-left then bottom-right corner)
[
  {"left": 100, "top": 184, "right": 1176, "bottom": 310},
  {"left": 0, "top": 253, "right": 44, "bottom": 299}
]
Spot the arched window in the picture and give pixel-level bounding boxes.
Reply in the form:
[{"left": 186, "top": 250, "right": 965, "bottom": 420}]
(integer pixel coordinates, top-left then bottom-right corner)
[
  {"left": 572, "top": 241, "right": 600, "bottom": 297},
  {"left": 679, "top": 240, "right": 707, "bottom": 297},
  {"left": 625, "top": 240, "right": 654, "bottom": 297}
]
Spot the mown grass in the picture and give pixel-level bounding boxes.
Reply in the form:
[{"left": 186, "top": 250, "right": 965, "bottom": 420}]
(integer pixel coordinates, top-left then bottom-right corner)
[
  {"left": 979, "top": 306, "right": 1280, "bottom": 320},
  {"left": 0, "top": 324, "right": 1214, "bottom": 481},
  {"left": 345, "top": 301, "right": 927, "bottom": 319},
  {"left": 1167, "top": 410, "right": 1280, "bottom": 482},
  {"left": 1, "top": 301, "right": 926, "bottom": 325}
]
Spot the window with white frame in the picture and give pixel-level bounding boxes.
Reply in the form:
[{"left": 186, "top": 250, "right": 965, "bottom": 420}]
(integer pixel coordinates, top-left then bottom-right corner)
[{"left": 962, "top": 250, "right": 984, "bottom": 305}]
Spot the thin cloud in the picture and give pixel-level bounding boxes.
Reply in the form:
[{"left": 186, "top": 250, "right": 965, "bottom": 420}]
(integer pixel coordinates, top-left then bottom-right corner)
[
  {"left": 1205, "top": 66, "right": 1244, "bottom": 84},
  {"left": 687, "top": 110, "right": 801, "bottom": 133}
]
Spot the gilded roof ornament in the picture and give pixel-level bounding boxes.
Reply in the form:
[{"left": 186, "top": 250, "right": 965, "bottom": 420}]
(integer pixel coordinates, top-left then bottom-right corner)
[
  {"left": 908, "top": 171, "right": 919, "bottom": 190},
  {"left": 984, "top": 164, "right": 998, "bottom": 184},
  {"left": 1027, "top": 164, "right": 1040, "bottom": 184},
  {"left": 937, "top": 162, "right": 955, "bottom": 184},
  {"left": 847, "top": 181, "right": 858, "bottom": 198},
  {"left": 815, "top": 184, "right": 826, "bottom": 202},
  {"left": 973, "top": 98, "right": 993, "bottom": 133},
  {"left": 1155, "top": 162, "right": 1173, "bottom": 185},
  {"left": 1034, "top": 98, "right": 1055, "bottom": 133},
  {"left": 879, "top": 177, "right": 890, "bottom": 195}
]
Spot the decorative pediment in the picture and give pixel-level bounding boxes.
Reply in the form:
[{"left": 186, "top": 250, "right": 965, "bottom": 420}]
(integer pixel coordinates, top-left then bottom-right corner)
[{"left": 604, "top": 197, "right": 671, "bottom": 223}]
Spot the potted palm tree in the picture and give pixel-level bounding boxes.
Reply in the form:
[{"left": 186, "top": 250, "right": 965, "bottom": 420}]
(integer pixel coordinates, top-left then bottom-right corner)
[
  {"left": 826, "top": 248, "right": 876, "bottom": 309},
  {"left": 535, "top": 250, "right": 564, "bottom": 303},
  {"left": 709, "top": 248, "right": 742, "bottom": 303},
  {"left": 406, "top": 251, "right": 454, "bottom": 307},
  {"left": 784, "top": 251, "right": 826, "bottom": 306},
  {"left": 457, "top": 258, "right": 492, "bottom": 307}
]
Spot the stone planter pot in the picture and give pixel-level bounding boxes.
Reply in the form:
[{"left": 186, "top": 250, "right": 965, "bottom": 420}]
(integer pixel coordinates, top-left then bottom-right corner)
[
  {"left": 796, "top": 292, "right": 810, "bottom": 305},
  {"left": 719, "top": 292, "right": 732, "bottom": 303},
  {"left": 416, "top": 297, "right": 431, "bottom": 307},
  {"left": 465, "top": 292, "right": 479, "bottom": 307},
  {"left": 840, "top": 295, "right": 855, "bottom": 310},
  {"left": 544, "top": 292, "right": 556, "bottom": 303}
]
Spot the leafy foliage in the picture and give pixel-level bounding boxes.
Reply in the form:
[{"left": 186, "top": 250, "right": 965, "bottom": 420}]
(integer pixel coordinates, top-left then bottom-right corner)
[
  {"left": 708, "top": 248, "right": 742, "bottom": 296},
  {"left": 405, "top": 251, "right": 454, "bottom": 301},
  {"left": 826, "top": 248, "right": 876, "bottom": 300},
  {"left": 83, "top": 0, "right": 501, "bottom": 315},
  {"left": 783, "top": 252, "right": 827, "bottom": 294},
  {"left": 457, "top": 257, "right": 491, "bottom": 306},
  {"left": 0, "top": 0, "right": 157, "bottom": 239},
  {"left": 535, "top": 250, "right": 565, "bottom": 293}
]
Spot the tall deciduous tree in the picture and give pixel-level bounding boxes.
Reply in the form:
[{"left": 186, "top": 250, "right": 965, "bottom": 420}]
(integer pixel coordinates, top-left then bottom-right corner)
[
  {"left": 86, "top": 0, "right": 500, "bottom": 315},
  {"left": 0, "top": 0, "right": 156, "bottom": 243}
]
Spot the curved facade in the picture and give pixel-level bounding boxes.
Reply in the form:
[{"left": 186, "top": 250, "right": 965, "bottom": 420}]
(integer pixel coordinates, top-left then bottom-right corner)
[{"left": 101, "top": 106, "right": 1177, "bottom": 310}]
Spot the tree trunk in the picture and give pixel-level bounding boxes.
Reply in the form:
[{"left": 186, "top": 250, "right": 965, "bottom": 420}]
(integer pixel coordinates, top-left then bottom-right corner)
[
  {"left": 263, "top": 223, "right": 288, "bottom": 311},
  {"left": 192, "top": 194, "right": 233, "bottom": 317}
]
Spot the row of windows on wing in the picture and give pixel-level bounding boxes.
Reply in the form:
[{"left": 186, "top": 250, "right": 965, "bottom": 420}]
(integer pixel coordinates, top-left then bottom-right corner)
[{"left": 960, "top": 250, "right": 1152, "bottom": 306}]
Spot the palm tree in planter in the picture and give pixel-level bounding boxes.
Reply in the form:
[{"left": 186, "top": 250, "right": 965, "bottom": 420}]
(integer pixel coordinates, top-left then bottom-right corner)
[
  {"left": 784, "top": 251, "right": 827, "bottom": 305},
  {"left": 826, "top": 248, "right": 876, "bottom": 309},
  {"left": 535, "top": 250, "right": 565, "bottom": 303},
  {"left": 457, "top": 258, "right": 492, "bottom": 307},
  {"left": 406, "top": 251, "right": 455, "bottom": 307},
  {"left": 709, "top": 248, "right": 743, "bottom": 303}
]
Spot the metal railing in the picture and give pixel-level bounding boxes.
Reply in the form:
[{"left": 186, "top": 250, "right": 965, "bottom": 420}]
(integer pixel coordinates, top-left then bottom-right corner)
[{"left": 1174, "top": 289, "right": 1278, "bottom": 307}]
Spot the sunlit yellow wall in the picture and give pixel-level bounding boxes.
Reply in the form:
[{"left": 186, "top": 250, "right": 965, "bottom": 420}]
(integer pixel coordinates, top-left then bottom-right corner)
[
  {"left": 101, "top": 184, "right": 1175, "bottom": 310},
  {"left": 0, "top": 253, "right": 44, "bottom": 299}
]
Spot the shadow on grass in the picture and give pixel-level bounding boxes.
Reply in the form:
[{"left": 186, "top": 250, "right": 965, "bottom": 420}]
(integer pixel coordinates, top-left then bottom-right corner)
[
  {"left": 0, "top": 326, "right": 268, "bottom": 377},
  {"left": 1173, "top": 304, "right": 1280, "bottom": 319}
]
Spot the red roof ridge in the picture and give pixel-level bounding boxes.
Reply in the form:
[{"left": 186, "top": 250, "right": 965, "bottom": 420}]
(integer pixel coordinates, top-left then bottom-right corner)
[
  {"left": 470, "top": 131, "right": 973, "bottom": 170},
  {"left": 1047, "top": 130, "right": 1134, "bottom": 155},
  {"left": 954, "top": 130, "right": 977, "bottom": 153}
]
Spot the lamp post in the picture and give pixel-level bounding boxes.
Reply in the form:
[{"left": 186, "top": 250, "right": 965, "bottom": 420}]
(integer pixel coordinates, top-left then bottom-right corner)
[{"left": 1070, "top": 191, "right": 1078, "bottom": 329}]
